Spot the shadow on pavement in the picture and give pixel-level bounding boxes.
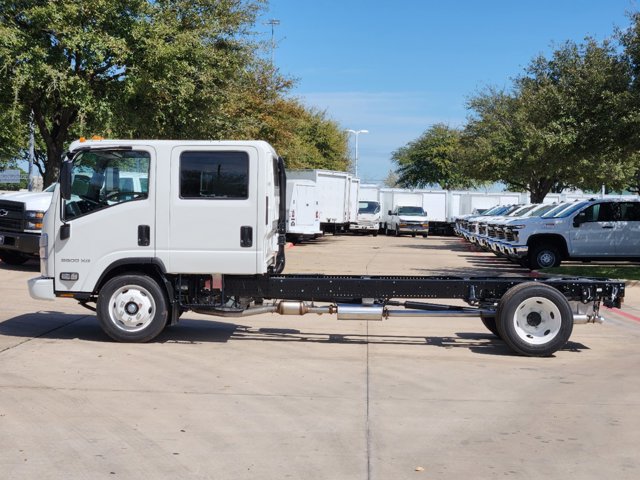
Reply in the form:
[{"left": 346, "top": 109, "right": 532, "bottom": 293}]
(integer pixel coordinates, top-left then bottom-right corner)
[{"left": 1, "top": 313, "right": 589, "bottom": 356}]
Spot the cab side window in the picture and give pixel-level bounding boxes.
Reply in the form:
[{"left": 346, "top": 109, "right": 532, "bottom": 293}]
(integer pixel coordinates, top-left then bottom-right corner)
[
  {"left": 620, "top": 202, "right": 640, "bottom": 221},
  {"left": 180, "top": 151, "right": 249, "bottom": 199},
  {"left": 581, "top": 203, "right": 618, "bottom": 222}
]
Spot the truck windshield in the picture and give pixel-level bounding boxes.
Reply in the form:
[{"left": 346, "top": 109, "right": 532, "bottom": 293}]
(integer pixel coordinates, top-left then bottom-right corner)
[
  {"left": 64, "top": 149, "right": 150, "bottom": 220},
  {"left": 358, "top": 201, "right": 380, "bottom": 214},
  {"left": 398, "top": 206, "right": 424, "bottom": 215},
  {"left": 552, "top": 201, "right": 589, "bottom": 218}
]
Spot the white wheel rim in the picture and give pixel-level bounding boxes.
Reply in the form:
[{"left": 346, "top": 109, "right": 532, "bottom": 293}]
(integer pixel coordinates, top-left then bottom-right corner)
[
  {"left": 512, "top": 296, "right": 562, "bottom": 345},
  {"left": 108, "top": 285, "right": 156, "bottom": 333}
]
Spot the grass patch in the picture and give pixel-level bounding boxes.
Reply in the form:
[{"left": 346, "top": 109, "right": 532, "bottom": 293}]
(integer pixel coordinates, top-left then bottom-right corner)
[{"left": 542, "top": 265, "right": 640, "bottom": 280}]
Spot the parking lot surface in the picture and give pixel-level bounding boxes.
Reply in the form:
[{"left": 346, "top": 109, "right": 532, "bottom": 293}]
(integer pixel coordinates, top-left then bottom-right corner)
[{"left": 1, "top": 235, "right": 639, "bottom": 480}]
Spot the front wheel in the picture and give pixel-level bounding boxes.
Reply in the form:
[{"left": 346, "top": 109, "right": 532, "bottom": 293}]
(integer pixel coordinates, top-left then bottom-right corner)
[
  {"left": 97, "top": 274, "right": 168, "bottom": 342},
  {"left": 529, "top": 244, "right": 561, "bottom": 270},
  {"left": 496, "top": 282, "right": 573, "bottom": 357}
]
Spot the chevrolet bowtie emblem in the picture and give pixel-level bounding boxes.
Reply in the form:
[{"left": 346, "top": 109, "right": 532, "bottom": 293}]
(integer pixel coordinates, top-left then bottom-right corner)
[{"left": 0, "top": 209, "right": 8, "bottom": 217}]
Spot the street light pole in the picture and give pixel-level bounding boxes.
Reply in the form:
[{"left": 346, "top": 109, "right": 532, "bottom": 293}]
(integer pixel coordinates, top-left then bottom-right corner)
[
  {"left": 346, "top": 129, "right": 369, "bottom": 178},
  {"left": 265, "top": 19, "right": 280, "bottom": 65}
]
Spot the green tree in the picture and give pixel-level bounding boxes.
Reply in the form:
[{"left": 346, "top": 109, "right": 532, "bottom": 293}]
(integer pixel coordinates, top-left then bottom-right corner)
[
  {"left": 0, "top": 0, "right": 270, "bottom": 186},
  {"left": 392, "top": 123, "right": 473, "bottom": 190},
  {"left": 464, "top": 38, "right": 634, "bottom": 202}
]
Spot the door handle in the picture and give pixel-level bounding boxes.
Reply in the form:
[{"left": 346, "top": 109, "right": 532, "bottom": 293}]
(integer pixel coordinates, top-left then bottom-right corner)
[
  {"left": 240, "top": 226, "right": 253, "bottom": 247},
  {"left": 138, "top": 225, "right": 150, "bottom": 246},
  {"left": 601, "top": 225, "right": 614, "bottom": 229}
]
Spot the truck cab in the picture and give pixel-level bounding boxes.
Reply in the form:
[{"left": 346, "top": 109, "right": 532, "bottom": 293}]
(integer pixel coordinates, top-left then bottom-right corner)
[
  {"left": 30, "top": 139, "right": 284, "bottom": 301},
  {"left": 350, "top": 200, "right": 380, "bottom": 235}
]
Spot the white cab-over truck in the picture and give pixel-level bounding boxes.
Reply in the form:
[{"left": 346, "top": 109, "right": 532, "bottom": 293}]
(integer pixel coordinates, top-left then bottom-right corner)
[{"left": 28, "top": 139, "right": 625, "bottom": 357}]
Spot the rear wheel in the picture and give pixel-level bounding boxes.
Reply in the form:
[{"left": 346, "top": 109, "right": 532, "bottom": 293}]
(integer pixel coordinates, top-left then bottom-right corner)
[
  {"left": 480, "top": 315, "right": 501, "bottom": 338},
  {"left": 97, "top": 274, "right": 168, "bottom": 343},
  {"left": 496, "top": 282, "right": 573, "bottom": 356},
  {"left": 394, "top": 224, "right": 400, "bottom": 237}
]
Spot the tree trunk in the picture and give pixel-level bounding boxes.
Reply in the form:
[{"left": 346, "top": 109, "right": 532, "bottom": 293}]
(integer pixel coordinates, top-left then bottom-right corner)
[
  {"left": 32, "top": 104, "right": 77, "bottom": 188},
  {"left": 529, "top": 177, "right": 556, "bottom": 203}
]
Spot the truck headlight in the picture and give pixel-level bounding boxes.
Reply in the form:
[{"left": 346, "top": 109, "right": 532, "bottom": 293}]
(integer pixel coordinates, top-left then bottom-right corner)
[{"left": 26, "top": 210, "right": 45, "bottom": 230}]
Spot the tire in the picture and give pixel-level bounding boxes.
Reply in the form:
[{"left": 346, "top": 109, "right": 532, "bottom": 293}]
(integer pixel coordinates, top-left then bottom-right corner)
[
  {"left": 528, "top": 244, "right": 561, "bottom": 270},
  {"left": 394, "top": 224, "right": 400, "bottom": 237},
  {"left": 495, "top": 282, "right": 573, "bottom": 357},
  {"left": 411, "top": 232, "right": 416, "bottom": 237},
  {"left": 97, "top": 274, "right": 169, "bottom": 343},
  {"left": 384, "top": 224, "right": 390, "bottom": 236},
  {"left": 480, "top": 315, "right": 501, "bottom": 338},
  {"left": 422, "top": 234, "right": 428, "bottom": 238},
  {"left": 0, "top": 250, "right": 30, "bottom": 266}
]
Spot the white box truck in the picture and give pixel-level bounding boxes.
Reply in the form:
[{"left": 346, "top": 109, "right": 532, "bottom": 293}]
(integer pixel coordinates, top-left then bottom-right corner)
[
  {"left": 285, "top": 179, "right": 321, "bottom": 242},
  {"left": 27, "top": 138, "right": 625, "bottom": 357},
  {"left": 287, "top": 169, "right": 352, "bottom": 233}
]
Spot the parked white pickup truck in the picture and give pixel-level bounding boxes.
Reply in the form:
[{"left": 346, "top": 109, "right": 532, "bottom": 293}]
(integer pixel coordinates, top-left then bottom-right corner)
[
  {"left": 501, "top": 198, "right": 640, "bottom": 269},
  {"left": 0, "top": 184, "right": 55, "bottom": 265}
]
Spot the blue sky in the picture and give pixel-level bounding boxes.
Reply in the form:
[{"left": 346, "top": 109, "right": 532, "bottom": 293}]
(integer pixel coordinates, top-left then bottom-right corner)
[{"left": 258, "top": 0, "right": 636, "bottom": 183}]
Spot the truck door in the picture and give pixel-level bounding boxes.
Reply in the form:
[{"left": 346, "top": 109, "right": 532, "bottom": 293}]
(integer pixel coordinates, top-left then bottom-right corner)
[
  {"left": 616, "top": 202, "right": 640, "bottom": 256},
  {"left": 167, "top": 146, "right": 258, "bottom": 274},
  {"left": 55, "top": 147, "right": 155, "bottom": 293},
  {"left": 569, "top": 202, "right": 618, "bottom": 257}
]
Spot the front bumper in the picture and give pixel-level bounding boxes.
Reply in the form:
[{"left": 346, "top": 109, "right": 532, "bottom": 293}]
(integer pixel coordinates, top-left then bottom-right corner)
[
  {"left": 398, "top": 225, "right": 429, "bottom": 235},
  {"left": 505, "top": 244, "right": 529, "bottom": 258},
  {"left": 350, "top": 223, "right": 378, "bottom": 232},
  {"left": 28, "top": 276, "right": 55, "bottom": 301},
  {"left": 0, "top": 230, "right": 40, "bottom": 255}
]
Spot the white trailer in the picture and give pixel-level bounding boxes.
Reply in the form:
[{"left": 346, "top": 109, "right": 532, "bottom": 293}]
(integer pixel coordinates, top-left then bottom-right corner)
[
  {"left": 285, "top": 179, "right": 321, "bottom": 242},
  {"left": 450, "top": 191, "right": 528, "bottom": 217},
  {"left": 287, "top": 169, "right": 352, "bottom": 233}
]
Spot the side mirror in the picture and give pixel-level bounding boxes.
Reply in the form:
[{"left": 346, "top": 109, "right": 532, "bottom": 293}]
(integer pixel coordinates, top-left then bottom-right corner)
[
  {"left": 573, "top": 212, "right": 586, "bottom": 228},
  {"left": 388, "top": 210, "right": 392, "bottom": 215},
  {"left": 60, "top": 160, "right": 72, "bottom": 200}
]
